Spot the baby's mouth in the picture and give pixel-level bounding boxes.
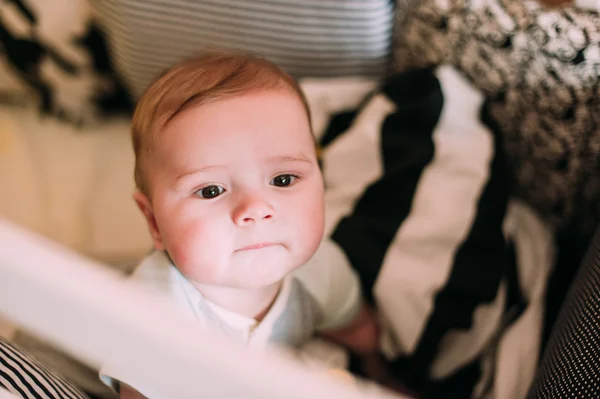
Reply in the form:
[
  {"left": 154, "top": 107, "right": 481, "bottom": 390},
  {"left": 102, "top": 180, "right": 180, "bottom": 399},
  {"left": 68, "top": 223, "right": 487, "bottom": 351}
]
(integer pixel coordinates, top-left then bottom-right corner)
[{"left": 235, "top": 242, "right": 279, "bottom": 252}]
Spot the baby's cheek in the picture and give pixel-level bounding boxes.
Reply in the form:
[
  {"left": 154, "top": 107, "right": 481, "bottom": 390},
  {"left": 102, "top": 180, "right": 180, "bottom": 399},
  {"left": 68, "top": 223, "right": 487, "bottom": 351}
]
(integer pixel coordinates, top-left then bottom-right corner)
[
  {"left": 169, "top": 241, "right": 221, "bottom": 283},
  {"left": 304, "top": 189, "right": 325, "bottom": 231},
  {"left": 296, "top": 194, "right": 325, "bottom": 258},
  {"left": 177, "top": 261, "right": 221, "bottom": 284},
  {"left": 166, "top": 222, "right": 214, "bottom": 272}
]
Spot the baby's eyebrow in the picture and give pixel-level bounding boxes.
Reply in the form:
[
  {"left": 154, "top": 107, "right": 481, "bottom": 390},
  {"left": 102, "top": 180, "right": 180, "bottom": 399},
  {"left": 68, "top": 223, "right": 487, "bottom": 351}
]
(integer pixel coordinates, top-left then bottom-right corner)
[
  {"left": 175, "top": 165, "right": 222, "bottom": 183},
  {"left": 267, "top": 155, "right": 313, "bottom": 164},
  {"left": 174, "top": 155, "right": 314, "bottom": 185}
]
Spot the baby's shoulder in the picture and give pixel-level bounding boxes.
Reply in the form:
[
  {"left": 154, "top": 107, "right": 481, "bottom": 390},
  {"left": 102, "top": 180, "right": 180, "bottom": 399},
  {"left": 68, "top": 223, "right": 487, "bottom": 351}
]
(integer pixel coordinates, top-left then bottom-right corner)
[
  {"left": 130, "top": 250, "right": 179, "bottom": 287},
  {"left": 129, "top": 251, "right": 203, "bottom": 320},
  {"left": 292, "top": 239, "right": 349, "bottom": 283},
  {"left": 289, "top": 239, "right": 362, "bottom": 331}
]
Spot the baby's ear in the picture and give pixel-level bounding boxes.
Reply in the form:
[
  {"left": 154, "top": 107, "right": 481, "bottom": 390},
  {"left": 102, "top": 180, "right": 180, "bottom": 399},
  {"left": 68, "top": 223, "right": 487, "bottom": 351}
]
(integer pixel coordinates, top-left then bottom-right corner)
[{"left": 133, "top": 191, "right": 165, "bottom": 250}]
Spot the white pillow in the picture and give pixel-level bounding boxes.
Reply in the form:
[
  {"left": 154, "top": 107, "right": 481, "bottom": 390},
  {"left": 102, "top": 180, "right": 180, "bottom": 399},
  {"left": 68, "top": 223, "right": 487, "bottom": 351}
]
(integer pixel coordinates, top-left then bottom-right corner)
[
  {"left": 0, "top": 110, "right": 46, "bottom": 236},
  {"left": 0, "top": 107, "right": 150, "bottom": 267}
]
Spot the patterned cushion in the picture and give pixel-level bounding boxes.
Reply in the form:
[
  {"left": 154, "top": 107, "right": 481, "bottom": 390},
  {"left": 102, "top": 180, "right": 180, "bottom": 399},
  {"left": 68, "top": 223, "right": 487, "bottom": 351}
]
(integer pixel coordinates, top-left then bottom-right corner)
[
  {"left": 0, "top": 0, "right": 132, "bottom": 124},
  {"left": 90, "top": 0, "right": 395, "bottom": 98},
  {"left": 393, "top": 0, "right": 600, "bottom": 239},
  {"left": 0, "top": 337, "right": 89, "bottom": 399}
]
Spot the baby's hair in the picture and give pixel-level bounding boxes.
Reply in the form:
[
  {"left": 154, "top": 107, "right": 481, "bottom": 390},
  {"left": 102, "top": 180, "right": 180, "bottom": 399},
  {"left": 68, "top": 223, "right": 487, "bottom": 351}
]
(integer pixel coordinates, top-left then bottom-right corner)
[{"left": 131, "top": 50, "right": 312, "bottom": 195}]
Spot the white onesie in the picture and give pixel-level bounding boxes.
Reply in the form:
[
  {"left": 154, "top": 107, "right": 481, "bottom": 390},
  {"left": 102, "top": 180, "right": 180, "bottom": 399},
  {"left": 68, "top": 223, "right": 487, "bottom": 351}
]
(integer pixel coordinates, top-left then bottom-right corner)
[{"left": 100, "top": 239, "right": 363, "bottom": 396}]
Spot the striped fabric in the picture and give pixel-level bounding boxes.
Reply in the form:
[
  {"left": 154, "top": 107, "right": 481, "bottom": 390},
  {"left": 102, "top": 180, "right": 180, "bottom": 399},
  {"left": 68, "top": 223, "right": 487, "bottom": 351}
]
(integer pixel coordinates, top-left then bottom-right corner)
[
  {"left": 0, "top": 337, "right": 88, "bottom": 399},
  {"left": 90, "top": 0, "right": 394, "bottom": 97},
  {"left": 312, "top": 67, "right": 554, "bottom": 397}
]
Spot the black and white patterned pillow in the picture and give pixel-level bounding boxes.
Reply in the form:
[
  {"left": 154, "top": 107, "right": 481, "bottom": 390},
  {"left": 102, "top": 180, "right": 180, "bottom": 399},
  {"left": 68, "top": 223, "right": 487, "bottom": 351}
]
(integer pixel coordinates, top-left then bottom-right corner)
[
  {"left": 0, "top": 0, "right": 132, "bottom": 124},
  {"left": 393, "top": 0, "right": 600, "bottom": 239}
]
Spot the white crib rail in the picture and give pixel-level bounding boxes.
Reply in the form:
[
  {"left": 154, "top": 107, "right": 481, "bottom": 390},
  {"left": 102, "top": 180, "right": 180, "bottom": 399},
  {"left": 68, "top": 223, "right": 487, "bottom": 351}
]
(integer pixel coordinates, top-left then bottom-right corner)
[
  {"left": 0, "top": 388, "right": 21, "bottom": 399},
  {"left": 0, "top": 219, "right": 403, "bottom": 399}
]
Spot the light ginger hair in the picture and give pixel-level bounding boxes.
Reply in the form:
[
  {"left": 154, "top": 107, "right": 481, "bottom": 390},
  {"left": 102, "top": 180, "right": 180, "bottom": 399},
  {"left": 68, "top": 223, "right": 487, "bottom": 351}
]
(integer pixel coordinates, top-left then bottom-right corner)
[{"left": 131, "top": 50, "right": 312, "bottom": 195}]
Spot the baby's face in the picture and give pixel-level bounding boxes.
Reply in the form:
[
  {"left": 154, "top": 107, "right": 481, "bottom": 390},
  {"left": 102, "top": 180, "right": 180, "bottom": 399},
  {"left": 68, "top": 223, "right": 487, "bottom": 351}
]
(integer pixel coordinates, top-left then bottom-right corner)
[{"left": 143, "top": 90, "right": 324, "bottom": 289}]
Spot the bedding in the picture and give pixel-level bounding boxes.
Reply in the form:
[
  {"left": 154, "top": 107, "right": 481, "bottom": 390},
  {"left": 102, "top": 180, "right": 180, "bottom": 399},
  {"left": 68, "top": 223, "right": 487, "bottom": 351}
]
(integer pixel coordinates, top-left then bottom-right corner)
[
  {"left": 0, "top": 106, "right": 149, "bottom": 268},
  {"left": 311, "top": 66, "right": 554, "bottom": 398},
  {"left": 392, "top": 0, "right": 600, "bottom": 365},
  {"left": 0, "top": 0, "right": 131, "bottom": 124}
]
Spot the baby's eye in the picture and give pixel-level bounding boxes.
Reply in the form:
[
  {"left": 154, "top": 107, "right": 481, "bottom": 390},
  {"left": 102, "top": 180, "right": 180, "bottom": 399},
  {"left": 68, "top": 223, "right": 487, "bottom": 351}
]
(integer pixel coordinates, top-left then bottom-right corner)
[
  {"left": 270, "top": 174, "right": 297, "bottom": 187},
  {"left": 195, "top": 185, "right": 226, "bottom": 199}
]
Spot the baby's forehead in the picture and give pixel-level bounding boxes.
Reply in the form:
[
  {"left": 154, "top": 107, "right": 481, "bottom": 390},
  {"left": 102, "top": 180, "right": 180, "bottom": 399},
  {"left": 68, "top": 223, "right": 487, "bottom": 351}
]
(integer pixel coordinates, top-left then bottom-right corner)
[
  {"left": 142, "top": 89, "right": 313, "bottom": 166},
  {"left": 150, "top": 103, "right": 313, "bottom": 156},
  {"left": 160, "top": 91, "right": 309, "bottom": 134}
]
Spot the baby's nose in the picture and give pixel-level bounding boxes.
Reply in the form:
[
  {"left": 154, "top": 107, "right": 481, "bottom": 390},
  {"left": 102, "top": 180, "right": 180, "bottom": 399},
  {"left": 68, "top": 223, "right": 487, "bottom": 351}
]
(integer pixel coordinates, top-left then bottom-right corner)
[{"left": 232, "top": 195, "right": 274, "bottom": 225}]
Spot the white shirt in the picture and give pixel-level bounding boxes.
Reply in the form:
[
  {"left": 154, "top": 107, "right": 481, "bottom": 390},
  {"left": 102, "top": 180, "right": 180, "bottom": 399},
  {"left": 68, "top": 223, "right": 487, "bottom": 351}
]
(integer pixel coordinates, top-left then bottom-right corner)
[{"left": 100, "top": 239, "right": 362, "bottom": 395}]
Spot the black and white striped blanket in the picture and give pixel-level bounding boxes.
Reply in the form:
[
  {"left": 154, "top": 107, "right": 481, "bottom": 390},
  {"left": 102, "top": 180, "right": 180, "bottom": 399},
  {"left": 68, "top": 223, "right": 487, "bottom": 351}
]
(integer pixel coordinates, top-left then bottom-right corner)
[{"left": 304, "top": 66, "right": 555, "bottom": 398}]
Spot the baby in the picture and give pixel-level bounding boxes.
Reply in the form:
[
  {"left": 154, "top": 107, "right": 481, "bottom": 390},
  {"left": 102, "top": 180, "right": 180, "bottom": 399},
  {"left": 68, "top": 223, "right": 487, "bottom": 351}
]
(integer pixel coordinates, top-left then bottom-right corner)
[{"left": 102, "top": 51, "right": 380, "bottom": 398}]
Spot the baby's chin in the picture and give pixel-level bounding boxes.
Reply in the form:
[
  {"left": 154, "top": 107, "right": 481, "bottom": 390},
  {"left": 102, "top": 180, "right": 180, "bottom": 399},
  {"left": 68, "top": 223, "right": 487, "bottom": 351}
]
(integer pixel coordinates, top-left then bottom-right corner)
[
  {"left": 178, "top": 244, "right": 319, "bottom": 288},
  {"left": 229, "top": 251, "right": 312, "bottom": 287}
]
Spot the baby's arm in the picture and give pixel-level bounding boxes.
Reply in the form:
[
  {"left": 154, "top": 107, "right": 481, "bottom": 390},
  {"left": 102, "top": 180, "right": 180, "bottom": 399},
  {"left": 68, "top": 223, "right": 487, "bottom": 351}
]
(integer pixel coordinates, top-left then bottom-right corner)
[
  {"left": 321, "top": 303, "right": 379, "bottom": 355},
  {"left": 322, "top": 305, "right": 407, "bottom": 392},
  {"left": 294, "top": 239, "right": 381, "bottom": 356},
  {"left": 294, "top": 240, "right": 406, "bottom": 387}
]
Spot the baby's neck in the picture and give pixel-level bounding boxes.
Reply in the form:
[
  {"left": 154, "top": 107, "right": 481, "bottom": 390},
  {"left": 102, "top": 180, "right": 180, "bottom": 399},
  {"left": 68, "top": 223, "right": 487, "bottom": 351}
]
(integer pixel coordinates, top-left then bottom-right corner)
[{"left": 191, "top": 280, "right": 282, "bottom": 321}]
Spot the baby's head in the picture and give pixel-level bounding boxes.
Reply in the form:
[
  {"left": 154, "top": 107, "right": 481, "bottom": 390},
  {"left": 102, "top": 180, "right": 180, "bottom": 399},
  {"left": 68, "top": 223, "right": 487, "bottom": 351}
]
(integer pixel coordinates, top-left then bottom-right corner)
[{"left": 132, "top": 51, "right": 324, "bottom": 290}]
